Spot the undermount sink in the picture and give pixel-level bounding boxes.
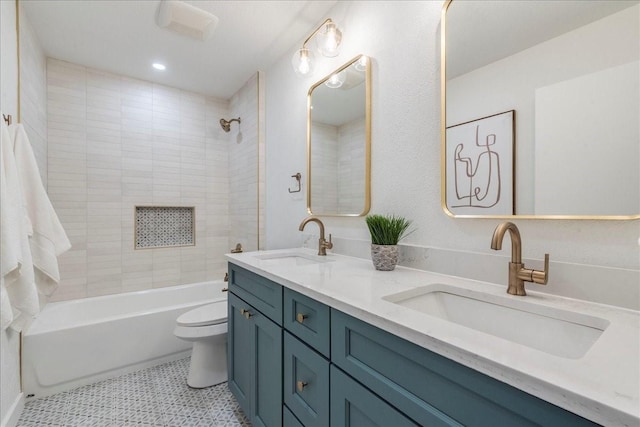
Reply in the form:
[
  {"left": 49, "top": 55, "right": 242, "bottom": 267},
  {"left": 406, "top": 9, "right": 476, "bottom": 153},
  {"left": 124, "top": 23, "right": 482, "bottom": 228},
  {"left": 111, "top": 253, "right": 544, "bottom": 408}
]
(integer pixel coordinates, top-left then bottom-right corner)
[
  {"left": 253, "top": 252, "right": 333, "bottom": 267},
  {"left": 383, "top": 284, "right": 609, "bottom": 359}
]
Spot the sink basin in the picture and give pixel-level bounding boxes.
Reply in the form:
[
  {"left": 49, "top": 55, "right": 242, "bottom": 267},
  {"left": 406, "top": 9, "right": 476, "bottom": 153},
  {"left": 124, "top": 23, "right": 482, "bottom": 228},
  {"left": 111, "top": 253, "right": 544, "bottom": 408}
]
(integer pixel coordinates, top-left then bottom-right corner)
[
  {"left": 253, "top": 252, "right": 333, "bottom": 267},
  {"left": 383, "top": 284, "right": 609, "bottom": 359}
]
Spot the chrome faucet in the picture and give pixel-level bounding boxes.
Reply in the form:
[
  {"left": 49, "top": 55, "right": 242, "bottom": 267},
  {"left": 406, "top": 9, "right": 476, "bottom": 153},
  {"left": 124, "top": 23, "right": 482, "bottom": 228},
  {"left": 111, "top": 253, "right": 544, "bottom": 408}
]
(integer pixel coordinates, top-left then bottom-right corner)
[
  {"left": 490, "top": 222, "right": 549, "bottom": 296},
  {"left": 298, "top": 216, "right": 333, "bottom": 256}
]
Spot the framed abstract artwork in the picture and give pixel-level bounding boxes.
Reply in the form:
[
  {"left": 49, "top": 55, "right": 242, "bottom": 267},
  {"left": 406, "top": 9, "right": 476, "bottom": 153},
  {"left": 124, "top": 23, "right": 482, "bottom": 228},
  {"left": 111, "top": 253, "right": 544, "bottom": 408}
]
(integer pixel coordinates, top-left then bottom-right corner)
[{"left": 445, "top": 110, "right": 515, "bottom": 215}]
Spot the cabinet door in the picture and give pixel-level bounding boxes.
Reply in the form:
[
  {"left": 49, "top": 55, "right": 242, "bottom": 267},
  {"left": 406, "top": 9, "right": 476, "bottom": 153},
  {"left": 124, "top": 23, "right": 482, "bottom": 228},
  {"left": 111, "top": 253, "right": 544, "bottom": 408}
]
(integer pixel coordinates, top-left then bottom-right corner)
[
  {"left": 228, "top": 292, "right": 283, "bottom": 427},
  {"left": 253, "top": 304, "right": 283, "bottom": 427},
  {"left": 284, "top": 332, "right": 329, "bottom": 427},
  {"left": 228, "top": 292, "right": 253, "bottom": 417},
  {"left": 330, "top": 366, "right": 419, "bottom": 427},
  {"left": 284, "top": 405, "right": 305, "bottom": 427}
]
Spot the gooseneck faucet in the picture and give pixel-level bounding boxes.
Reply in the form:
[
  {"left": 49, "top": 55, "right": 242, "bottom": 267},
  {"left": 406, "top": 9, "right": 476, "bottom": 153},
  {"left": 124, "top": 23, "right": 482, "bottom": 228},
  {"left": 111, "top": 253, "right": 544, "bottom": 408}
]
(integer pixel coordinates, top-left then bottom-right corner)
[
  {"left": 490, "top": 222, "right": 549, "bottom": 296},
  {"left": 298, "top": 216, "right": 333, "bottom": 256}
]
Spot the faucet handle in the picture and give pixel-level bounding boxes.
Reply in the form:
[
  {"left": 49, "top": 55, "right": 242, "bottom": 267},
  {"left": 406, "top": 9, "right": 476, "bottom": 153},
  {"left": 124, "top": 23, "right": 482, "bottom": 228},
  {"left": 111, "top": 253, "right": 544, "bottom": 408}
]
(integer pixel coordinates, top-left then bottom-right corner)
[
  {"left": 531, "top": 253, "right": 549, "bottom": 285},
  {"left": 324, "top": 234, "right": 333, "bottom": 250}
]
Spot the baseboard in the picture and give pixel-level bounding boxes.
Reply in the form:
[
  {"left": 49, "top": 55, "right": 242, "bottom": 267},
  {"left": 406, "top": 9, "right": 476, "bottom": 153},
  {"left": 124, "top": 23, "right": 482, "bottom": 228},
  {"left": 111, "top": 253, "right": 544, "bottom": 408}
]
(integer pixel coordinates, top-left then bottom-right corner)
[{"left": 1, "top": 392, "right": 24, "bottom": 427}]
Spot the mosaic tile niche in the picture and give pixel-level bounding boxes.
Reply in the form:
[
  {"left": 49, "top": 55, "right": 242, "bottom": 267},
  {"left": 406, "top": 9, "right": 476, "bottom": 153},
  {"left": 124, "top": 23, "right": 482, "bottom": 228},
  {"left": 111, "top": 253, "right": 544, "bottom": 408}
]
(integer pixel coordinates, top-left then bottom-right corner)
[{"left": 135, "top": 207, "right": 195, "bottom": 249}]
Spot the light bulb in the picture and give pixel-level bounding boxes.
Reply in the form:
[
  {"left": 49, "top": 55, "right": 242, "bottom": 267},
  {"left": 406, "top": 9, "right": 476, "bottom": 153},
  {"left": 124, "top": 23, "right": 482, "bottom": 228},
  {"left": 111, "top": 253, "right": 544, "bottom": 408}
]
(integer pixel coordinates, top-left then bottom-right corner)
[
  {"left": 355, "top": 56, "right": 367, "bottom": 72},
  {"left": 325, "top": 71, "right": 345, "bottom": 89},
  {"left": 316, "top": 22, "right": 342, "bottom": 58},
  {"left": 291, "top": 48, "right": 315, "bottom": 76}
]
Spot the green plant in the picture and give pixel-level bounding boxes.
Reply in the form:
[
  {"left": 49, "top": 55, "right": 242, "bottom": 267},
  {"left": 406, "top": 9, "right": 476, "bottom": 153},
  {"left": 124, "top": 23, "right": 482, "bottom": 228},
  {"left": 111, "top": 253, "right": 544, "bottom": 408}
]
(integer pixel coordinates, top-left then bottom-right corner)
[{"left": 365, "top": 214, "right": 414, "bottom": 245}]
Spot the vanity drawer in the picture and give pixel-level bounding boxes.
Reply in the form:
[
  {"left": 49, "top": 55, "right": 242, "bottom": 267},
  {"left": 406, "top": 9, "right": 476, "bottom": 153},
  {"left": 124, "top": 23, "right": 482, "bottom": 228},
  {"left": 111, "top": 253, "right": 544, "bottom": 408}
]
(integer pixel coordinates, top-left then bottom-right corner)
[
  {"left": 284, "top": 332, "right": 330, "bottom": 427},
  {"left": 283, "top": 288, "right": 330, "bottom": 357},
  {"left": 331, "top": 309, "right": 599, "bottom": 427},
  {"left": 228, "top": 263, "right": 282, "bottom": 324}
]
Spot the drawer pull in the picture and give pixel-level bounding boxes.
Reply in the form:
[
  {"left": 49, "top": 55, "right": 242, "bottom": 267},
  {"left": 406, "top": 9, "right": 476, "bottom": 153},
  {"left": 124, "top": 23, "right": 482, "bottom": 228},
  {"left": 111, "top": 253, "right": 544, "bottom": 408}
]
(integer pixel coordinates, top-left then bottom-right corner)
[
  {"left": 240, "top": 308, "right": 253, "bottom": 319},
  {"left": 221, "top": 288, "right": 228, "bottom": 292},
  {"left": 296, "top": 381, "right": 308, "bottom": 392},
  {"left": 296, "top": 313, "right": 308, "bottom": 324}
]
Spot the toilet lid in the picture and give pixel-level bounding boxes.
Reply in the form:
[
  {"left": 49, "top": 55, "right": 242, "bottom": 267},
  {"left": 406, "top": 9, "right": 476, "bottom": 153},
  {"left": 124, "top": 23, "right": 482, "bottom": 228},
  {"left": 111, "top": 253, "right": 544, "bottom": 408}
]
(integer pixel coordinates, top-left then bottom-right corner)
[{"left": 176, "top": 301, "right": 227, "bottom": 327}]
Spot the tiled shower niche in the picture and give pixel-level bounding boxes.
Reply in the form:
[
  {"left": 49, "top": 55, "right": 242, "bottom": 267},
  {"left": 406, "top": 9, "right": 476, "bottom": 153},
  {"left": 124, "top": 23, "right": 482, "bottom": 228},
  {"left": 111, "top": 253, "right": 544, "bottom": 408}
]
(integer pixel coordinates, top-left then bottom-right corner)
[{"left": 135, "top": 206, "right": 195, "bottom": 249}]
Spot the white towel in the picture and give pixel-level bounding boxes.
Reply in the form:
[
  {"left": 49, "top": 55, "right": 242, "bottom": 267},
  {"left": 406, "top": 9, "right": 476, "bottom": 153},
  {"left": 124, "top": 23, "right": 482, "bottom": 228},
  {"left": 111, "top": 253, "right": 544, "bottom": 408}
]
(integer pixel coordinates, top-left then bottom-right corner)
[
  {"left": 1, "top": 278, "right": 14, "bottom": 330},
  {"left": 10, "top": 124, "right": 71, "bottom": 298},
  {"left": 1, "top": 126, "right": 15, "bottom": 328},
  {"left": 1, "top": 116, "right": 39, "bottom": 330}
]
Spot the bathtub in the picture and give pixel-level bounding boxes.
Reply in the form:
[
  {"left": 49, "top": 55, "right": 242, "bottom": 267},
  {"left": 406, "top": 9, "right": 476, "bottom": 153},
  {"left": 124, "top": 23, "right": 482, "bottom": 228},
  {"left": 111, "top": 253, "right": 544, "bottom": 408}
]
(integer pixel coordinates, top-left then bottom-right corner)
[{"left": 23, "top": 281, "right": 227, "bottom": 398}]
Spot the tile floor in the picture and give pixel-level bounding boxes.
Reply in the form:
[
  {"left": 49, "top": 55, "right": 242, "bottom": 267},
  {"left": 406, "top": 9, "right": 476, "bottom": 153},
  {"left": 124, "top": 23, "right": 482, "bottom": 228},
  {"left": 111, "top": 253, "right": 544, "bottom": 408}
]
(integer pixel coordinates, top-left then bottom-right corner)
[{"left": 17, "top": 357, "right": 251, "bottom": 426}]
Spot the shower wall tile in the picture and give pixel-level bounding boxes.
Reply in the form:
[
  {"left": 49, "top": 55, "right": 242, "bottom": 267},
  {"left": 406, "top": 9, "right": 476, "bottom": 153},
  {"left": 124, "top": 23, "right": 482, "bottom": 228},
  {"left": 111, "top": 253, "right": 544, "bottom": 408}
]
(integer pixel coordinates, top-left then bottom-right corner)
[{"left": 47, "top": 58, "right": 233, "bottom": 302}]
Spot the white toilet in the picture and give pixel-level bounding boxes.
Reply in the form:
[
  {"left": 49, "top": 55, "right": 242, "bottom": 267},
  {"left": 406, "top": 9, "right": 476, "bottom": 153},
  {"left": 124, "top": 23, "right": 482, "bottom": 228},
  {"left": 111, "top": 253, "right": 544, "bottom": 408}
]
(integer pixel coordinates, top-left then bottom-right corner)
[{"left": 174, "top": 300, "right": 228, "bottom": 388}]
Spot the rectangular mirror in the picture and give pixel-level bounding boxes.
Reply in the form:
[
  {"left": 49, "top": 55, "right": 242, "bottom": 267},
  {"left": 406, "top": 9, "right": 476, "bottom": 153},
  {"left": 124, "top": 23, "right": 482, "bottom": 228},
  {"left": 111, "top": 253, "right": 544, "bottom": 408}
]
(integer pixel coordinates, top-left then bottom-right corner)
[
  {"left": 307, "top": 54, "right": 371, "bottom": 216},
  {"left": 441, "top": 0, "right": 639, "bottom": 219}
]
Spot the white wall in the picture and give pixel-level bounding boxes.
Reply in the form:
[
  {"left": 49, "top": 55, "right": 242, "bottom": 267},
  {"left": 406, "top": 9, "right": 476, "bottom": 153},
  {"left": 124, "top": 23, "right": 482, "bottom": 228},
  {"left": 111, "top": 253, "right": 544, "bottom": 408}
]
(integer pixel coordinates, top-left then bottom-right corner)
[
  {"left": 1, "top": 0, "right": 18, "bottom": 118},
  {"left": 265, "top": 0, "right": 639, "bottom": 280}
]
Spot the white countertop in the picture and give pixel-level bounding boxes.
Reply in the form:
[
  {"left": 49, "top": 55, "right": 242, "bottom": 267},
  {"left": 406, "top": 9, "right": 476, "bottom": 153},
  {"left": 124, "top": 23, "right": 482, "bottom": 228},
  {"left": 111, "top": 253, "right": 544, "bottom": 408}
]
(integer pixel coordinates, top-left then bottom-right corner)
[{"left": 226, "top": 248, "right": 640, "bottom": 427}]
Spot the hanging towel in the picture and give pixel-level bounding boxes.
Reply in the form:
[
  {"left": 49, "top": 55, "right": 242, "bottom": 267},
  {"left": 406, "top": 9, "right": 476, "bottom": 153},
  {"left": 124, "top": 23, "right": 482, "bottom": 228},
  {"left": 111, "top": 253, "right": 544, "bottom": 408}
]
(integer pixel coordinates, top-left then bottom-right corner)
[
  {"left": 10, "top": 124, "right": 71, "bottom": 299},
  {"left": 1, "top": 278, "right": 14, "bottom": 330},
  {"left": 1, "top": 116, "right": 39, "bottom": 330}
]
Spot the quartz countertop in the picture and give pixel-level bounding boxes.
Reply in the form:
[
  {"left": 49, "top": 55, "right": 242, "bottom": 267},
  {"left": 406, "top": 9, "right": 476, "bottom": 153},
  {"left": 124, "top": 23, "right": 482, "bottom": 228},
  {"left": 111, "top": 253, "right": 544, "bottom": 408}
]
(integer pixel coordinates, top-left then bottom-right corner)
[{"left": 226, "top": 248, "right": 640, "bottom": 427}]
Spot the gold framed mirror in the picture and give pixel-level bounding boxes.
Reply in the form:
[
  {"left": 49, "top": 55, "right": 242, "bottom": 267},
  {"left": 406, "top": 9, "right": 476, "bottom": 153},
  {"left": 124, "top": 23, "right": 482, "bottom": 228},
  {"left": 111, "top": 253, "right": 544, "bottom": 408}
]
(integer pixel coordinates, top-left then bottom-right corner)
[
  {"left": 307, "top": 54, "right": 371, "bottom": 216},
  {"left": 441, "top": 0, "right": 640, "bottom": 220}
]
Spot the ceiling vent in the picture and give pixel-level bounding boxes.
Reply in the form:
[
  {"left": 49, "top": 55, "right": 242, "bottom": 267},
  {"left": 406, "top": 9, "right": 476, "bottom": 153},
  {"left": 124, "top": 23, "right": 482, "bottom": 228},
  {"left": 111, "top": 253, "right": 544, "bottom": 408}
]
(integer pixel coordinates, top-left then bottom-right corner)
[{"left": 157, "top": 0, "right": 219, "bottom": 41}]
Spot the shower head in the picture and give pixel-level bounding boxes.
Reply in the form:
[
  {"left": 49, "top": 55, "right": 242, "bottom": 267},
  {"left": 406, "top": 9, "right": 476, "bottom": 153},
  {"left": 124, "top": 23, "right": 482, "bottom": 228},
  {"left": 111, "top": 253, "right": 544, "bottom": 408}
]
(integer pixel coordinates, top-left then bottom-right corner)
[{"left": 220, "top": 117, "right": 241, "bottom": 132}]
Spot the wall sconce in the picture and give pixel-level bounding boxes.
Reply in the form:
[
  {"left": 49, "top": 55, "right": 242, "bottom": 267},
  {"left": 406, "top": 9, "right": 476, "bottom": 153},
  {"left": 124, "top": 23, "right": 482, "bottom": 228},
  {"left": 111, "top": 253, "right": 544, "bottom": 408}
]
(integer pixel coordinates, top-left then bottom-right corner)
[{"left": 291, "top": 18, "right": 343, "bottom": 77}]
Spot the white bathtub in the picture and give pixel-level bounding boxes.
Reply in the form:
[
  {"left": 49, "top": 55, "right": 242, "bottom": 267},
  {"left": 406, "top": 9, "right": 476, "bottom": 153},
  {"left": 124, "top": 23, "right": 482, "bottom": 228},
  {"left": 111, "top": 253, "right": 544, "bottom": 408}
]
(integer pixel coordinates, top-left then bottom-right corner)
[{"left": 23, "top": 281, "right": 227, "bottom": 398}]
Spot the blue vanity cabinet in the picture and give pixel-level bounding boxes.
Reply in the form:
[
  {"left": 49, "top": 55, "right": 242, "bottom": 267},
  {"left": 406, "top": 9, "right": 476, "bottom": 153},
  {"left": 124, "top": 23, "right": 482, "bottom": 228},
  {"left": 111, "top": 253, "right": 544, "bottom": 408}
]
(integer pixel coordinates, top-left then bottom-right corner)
[
  {"left": 228, "top": 263, "right": 283, "bottom": 324},
  {"left": 227, "top": 263, "right": 601, "bottom": 427},
  {"left": 227, "top": 265, "right": 283, "bottom": 427},
  {"left": 331, "top": 309, "right": 601, "bottom": 427},
  {"left": 284, "top": 405, "right": 305, "bottom": 427},
  {"left": 283, "top": 331, "right": 330, "bottom": 427},
  {"left": 330, "top": 365, "right": 420, "bottom": 427},
  {"left": 283, "top": 288, "right": 331, "bottom": 427},
  {"left": 227, "top": 292, "right": 253, "bottom": 415},
  {"left": 283, "top": 288, "right": 331, "bottom": 358}
]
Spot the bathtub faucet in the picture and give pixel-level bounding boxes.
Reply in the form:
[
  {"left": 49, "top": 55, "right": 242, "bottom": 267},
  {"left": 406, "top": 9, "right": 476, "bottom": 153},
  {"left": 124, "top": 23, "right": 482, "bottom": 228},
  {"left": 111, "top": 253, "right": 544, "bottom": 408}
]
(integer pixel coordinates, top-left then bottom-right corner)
[{"left": 298, "top": 216, "right": 333, "bottom": 256}]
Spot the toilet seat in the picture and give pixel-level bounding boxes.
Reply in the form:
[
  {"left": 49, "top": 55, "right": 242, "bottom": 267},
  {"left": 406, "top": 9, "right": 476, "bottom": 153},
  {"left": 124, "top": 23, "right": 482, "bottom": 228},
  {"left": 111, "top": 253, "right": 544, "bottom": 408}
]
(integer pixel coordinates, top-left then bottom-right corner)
[
  {"left": 174, "top": 322, "right": 227, "bottom": 340},
  {"left": 176, "top": 301, "right": 227, "bottom": 327}
]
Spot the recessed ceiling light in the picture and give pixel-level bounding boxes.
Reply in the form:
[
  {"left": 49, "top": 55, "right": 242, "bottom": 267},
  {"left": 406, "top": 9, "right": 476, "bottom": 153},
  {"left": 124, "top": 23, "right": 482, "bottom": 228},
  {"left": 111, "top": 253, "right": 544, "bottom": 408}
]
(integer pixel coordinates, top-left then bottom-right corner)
[{"left": 152, "top": 63, "right": 166, "bottom": 71}]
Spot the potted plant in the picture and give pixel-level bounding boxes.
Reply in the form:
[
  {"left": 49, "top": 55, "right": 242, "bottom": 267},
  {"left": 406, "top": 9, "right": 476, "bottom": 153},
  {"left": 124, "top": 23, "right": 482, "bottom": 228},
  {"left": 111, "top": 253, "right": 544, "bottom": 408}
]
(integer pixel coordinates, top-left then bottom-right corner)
[{"left": 365, "top": 214, "right": 414, "bottom": 271}]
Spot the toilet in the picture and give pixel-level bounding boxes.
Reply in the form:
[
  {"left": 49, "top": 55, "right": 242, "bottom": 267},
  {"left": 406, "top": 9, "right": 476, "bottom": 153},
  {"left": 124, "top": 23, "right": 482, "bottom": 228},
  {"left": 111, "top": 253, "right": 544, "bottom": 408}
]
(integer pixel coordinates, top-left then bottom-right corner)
[{"left": 174, "top": 300, "right": 228, "bottom": 388}]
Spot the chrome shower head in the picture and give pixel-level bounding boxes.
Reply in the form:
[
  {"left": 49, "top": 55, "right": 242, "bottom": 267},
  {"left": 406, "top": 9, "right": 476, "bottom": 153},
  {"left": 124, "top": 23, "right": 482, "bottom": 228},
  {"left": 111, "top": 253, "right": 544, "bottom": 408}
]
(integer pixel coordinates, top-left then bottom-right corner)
[{"left": 220, "top": 117, "right": 241, "bottom": 133}]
